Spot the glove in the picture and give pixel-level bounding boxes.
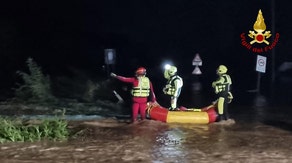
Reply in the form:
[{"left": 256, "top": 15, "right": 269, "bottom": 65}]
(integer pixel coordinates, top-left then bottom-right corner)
[
  {"left": 212, "top": 82, "right": 216, "bottom": 88},
  {"left": 227, "top": 92, "right": 233, "bottom": 103},
  {"left": 110, "top": 72, "right": 117, "bottom": 78},
  {"left": 163, "top": 85, "right": 170, "bottom": 94},
  {"left": 163, "top": 87, "right": 167, "bottom": 94}
]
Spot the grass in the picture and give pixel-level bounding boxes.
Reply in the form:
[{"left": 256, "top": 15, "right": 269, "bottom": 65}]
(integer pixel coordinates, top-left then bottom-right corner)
[{"left": 0, "top": 116, "right": 69, "bottom": 143}]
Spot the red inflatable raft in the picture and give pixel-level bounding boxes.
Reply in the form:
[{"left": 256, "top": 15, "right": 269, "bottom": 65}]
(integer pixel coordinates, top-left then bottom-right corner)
[{"left": 146, "top": 102, "right": 218, "bottom": 124}]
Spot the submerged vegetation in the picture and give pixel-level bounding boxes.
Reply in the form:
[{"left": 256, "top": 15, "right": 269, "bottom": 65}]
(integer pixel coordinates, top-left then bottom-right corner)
[
  {"left": 0, "top": 57, "right": 123, "bottom": 143},
  {"left": 0, "top": 116, "right": 69, "bottom": 143},
  {"left": 0, "top": 57, "right": 68, "bottom": 143}
]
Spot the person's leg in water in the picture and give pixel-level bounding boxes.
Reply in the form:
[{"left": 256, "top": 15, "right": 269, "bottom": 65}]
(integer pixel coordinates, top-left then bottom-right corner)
[
  {"left": 139, "top": 102, "right": 147, "bottom": 120},
  {"left": 132, "top": 102, "right": 139, "bottom": 123},
  {"left": 223, "top": 100, "right": 229, "bottom": 120},
  {"left": 217, "top": 97, "right": 225, "bottom": 121}
]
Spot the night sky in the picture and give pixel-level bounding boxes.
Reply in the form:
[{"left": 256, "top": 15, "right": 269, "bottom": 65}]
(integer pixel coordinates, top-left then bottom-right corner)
[{"left": 0, "top": 0, "right": 291, "bottom": 99}]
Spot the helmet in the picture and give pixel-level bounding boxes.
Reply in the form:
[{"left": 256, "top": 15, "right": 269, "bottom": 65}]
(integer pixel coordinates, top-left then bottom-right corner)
[
  {"left": 217, "top": 65, "right": 228, "bottom": 74},
  {"left": 136, "top": 67, "right": 146, "bottom": 76},
  {"left": 168, "top": 66, "right": 177, "bottom": 76},
  {"left": 164, "top": 65, "right": 177, "bottom": 79}
]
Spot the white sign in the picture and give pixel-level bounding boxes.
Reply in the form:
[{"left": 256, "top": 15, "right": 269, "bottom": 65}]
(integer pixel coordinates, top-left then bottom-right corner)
[
  {"left": 256, "top": 55, "right": 266, "bottom": 73},
  {"left": 192, "top": 53, "right": 202, "bottom": 66},
  {"left": 104, "top": 49, "right": 116, "bottom": 64},
  {"left": 192, "top": 66, "right": 202, "bottom": 75}
]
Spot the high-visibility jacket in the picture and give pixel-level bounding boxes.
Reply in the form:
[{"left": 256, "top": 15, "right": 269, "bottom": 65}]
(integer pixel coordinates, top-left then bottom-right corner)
[
  {"left": 164, "top": 75, "right": 183, "bottom": 96},
  {"left": 131, "top": 77, "right": 150, "bottom": 97},
  {"left": 212, "top": 74, "right": 232, "bottom": 94},
  {"left": 115, "top": 75, "right": 156, "bottom": 101}
]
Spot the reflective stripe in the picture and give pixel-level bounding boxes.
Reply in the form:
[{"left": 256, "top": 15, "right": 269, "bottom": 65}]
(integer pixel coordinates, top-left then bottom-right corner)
[
  {"left": 132, "top": 77, "right": 150, "bottom": 97},
  {"left": 214, "top": 74, "right": 232, "bottom": 93}
]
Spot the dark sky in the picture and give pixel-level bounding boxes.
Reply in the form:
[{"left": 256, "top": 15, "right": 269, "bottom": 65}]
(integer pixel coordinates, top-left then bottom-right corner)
[{"left": 0, "top": 0, "right": 291, "bottom": 94}]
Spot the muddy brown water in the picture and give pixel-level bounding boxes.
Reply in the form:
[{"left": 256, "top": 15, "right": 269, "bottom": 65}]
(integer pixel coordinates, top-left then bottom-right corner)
[
  {"left": 0, "top": 106, "right": 291, "bottom": 163},
  {"left": 0, "top": 82, "right": 292, "bottom": 163}
]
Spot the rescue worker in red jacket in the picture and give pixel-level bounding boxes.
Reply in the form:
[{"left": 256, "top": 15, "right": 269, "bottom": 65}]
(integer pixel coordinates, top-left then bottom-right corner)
[
  {"left": 212, "top": 65, "right": 233, "bottom": 122},
  {"left": 110, "top": 67, "right": 157, "bottom": 123}
]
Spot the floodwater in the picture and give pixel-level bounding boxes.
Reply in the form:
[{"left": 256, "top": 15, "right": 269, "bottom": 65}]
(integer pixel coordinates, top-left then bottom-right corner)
[
  {"left": 0, "top": 81, "right": 292, "bottom": 163},
  {"left": 1, "top": 105, "right": 292, "bottom": 163},
  {"left": 0, "top": 115, "right": 291, "bottom": 163}
]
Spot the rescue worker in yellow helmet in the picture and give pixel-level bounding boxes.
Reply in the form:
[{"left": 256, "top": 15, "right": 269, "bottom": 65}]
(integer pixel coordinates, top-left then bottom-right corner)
[
  {"left": 212, "top": 65, "right": 233, "bottom": 122},
  {"left": 163, "top": 65, "right": 183, "bottom": 111}
]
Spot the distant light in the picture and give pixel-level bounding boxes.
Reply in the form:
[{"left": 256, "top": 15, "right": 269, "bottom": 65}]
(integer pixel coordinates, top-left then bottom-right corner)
[{"left": 164, "top": 64, "right": 171, "bottom": 70}]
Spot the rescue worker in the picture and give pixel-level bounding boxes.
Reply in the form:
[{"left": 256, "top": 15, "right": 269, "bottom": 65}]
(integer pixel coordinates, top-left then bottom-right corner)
[
  {"left": 212, "top": 65, "right": 233, "bottom": 122},
  {"left": 110, "top": 67, "right": 157, "bottom": 123},
  {"left": 163, "top": 65, "right": 183, "bottom": 111}
]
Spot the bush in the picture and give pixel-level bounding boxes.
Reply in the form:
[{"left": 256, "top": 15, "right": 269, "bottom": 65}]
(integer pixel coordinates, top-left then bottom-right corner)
[{"left": 14, "top": 57, "right": 57, "bottom": 104}]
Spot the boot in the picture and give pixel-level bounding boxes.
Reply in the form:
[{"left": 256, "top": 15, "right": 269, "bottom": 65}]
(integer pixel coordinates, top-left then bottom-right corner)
[
  {"left": 224, "top": 114, "right": 229, "bottom": 120},
  {"left": 169, "top": 107, "right": 179, "bottom": 111},
  {"left": 217, "top": 115, "right": 224, "bottom": 122}
]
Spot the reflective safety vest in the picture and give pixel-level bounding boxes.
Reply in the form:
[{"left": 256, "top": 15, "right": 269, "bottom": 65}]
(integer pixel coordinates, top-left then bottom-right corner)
[
  {"left": 131, "top": 77, "right": 150, "bottom": 97},
  {"left": 213, "top": 74, "right": 232, "bottom": 93},
  {"left": 164, "top": 75, "right": 183, "bottom": 96}
]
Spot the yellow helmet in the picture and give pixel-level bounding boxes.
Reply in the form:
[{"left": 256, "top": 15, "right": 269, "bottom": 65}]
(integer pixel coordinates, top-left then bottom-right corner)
[
  {"left": 217, "top": 65, "right": 227, "bottom": 74},
  {"left": 168, "top": 66, "right": 177, "bottom": 76},
  {"left": 164, "top": 65, "right": 177, "bottom": 79}
]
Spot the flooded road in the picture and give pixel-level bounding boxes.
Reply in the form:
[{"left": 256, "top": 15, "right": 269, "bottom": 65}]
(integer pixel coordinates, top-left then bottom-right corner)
[
  {"left": 0, "top": 109, "right": 291, "bottom": 163},
  {"left": 0, "top": 81, "right": 292, "bottom": 163}
]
